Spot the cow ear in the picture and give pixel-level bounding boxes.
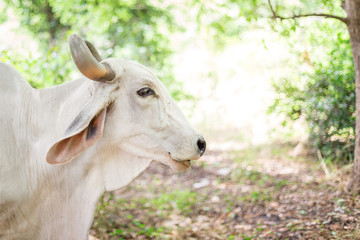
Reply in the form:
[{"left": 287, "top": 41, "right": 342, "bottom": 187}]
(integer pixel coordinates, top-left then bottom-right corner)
[{"left": 46, "top": 107, "right": 107, "bottom": 165}]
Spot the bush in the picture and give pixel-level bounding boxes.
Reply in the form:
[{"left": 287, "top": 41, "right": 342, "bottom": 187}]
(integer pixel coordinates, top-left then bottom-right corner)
[{"left": 270, "top": 21, "right": 355, "bottom": 163}]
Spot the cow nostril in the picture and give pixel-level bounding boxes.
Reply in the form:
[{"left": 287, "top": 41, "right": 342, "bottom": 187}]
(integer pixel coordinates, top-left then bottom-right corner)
[{"left": 197, "top": 138, "right": 206, "bottom": 156}]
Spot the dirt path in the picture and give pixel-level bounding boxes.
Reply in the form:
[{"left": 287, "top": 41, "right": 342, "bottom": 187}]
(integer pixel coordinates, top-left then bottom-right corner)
[{"left": 90, "top": 143, "right": 360, "bottom": 239}]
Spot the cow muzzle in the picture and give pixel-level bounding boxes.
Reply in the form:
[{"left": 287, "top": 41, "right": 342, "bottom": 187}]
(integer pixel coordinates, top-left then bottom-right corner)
[{"left": 169, "top": 135, "right": 206, "bottom": 163}]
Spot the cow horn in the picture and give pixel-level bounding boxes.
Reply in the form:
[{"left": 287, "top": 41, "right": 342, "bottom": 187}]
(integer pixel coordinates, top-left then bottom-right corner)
[
  {"left": 69, "top": 34, "right": 115, "bottom": 82},
  {"left": 85, "top": 40, "right": 102, "bottom": 62}
]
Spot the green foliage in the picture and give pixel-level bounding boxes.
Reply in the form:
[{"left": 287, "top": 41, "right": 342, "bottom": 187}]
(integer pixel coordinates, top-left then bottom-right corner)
[
  {"left": 0, "top": 5, "right": 8, "bottom": 24},
  {"left": 195, "top": 0, "right": 353, "bottom": 163},
  {"left": 241, "top": 189, "right": 273, "bottom": 203},
  {"left": 270, "top": 20, "right": 355, "bottom": 163},
  {"left": 110, "top": 219, "right": 165, "bottom": 238},
  {"left": 192, "top": 0, "right": 346, "bottom": 47},
  {"left": 1, "top": 0, "right": 188, "bottom": 99},
  {"left": 263, "top": 1, "right": 345, "bottom": 38},
  {"left": 4, "top": 0, "right": 69, "bottom": 46},
  {"left": 0, "top": 49, "right": 73, "bottom": 88},
  {"left": 190, "top": 0, "right": 264, "bottom": 49},
  {"left": 147, "top": 190, "right": 198, "bottom": 214}
]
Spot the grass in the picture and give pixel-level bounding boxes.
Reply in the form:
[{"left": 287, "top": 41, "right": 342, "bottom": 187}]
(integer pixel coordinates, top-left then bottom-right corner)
[
  {"left": 144, "top": 190, "right": 198, "bottom": 216},
  {"left": 109, "top": 219, "right": 166, "bottom": 239},
  {"left": 241, "top": 190, "right": 274, "bottom": 203},
  {"left": 91, "top": 189, "right": 199, "bottom": 239}
]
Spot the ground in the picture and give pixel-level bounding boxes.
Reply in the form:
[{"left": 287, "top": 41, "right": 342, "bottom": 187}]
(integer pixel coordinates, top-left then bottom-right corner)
[{"left": 89, "top": 143, "right": 360, "bottom": 240}]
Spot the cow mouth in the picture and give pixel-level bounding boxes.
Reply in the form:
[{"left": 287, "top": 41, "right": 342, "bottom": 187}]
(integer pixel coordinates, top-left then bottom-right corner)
[
  {"left": 166, "top": 152, "right": 200, "bottom": 171},
  {"left": 180, "top": 160, "right": 191, "bottom": 167},
  {"left": 168, "top": 157, "right": 192, "bottom": 171}
]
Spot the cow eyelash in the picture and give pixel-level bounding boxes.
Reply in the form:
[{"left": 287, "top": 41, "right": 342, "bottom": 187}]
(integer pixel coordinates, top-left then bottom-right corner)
[{"left": 137, "top": 87, "right": 155, "bottom": 97}]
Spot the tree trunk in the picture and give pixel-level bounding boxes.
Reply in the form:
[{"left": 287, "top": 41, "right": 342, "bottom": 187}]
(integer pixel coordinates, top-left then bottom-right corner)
[{"left": 344, "top": 0, "right": 360, "bottom": 192}]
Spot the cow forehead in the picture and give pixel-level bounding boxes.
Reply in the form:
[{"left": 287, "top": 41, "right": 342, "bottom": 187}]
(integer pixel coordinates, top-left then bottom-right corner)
[{"left": 104, "top": 58, "right": 159, "bottom": 84}]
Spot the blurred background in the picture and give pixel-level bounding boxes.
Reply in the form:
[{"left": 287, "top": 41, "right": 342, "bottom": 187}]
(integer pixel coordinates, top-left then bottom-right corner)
[
  {"left": 1, "top": 0, "right": 358, "bottom": 239},
  {"left": 1, "top": 0, "right": 353, "bottom": 159}
]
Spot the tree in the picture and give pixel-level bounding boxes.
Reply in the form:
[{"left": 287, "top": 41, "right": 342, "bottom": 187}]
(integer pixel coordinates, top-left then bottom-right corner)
[
  {"left": 193, "top": 0, "right": 360, "bottom": 191},
  {"left": 1, "top": 0, "right": 187, "bottom": 99},
  {"left": 267, "top": 0, "right": 360, "bottom": 192}
]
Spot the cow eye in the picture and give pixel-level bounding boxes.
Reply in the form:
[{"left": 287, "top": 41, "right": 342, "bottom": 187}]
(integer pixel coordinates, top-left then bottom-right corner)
[{"left": 137, "top": 87, "right": 155, "bottom": 97}]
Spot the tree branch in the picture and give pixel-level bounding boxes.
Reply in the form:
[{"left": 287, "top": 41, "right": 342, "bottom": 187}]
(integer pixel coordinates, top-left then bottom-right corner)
[{"left": 268, "top": 0, "right": 348, "bottom": 24}]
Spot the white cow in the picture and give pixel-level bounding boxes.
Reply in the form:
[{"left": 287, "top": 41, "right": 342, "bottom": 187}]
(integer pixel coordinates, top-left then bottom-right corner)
[{"left": 0, "top": 34, "right": 206, "bottom": 239}]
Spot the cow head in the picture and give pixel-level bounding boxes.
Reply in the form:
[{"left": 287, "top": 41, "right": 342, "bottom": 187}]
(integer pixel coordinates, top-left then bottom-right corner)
[{"left": 46, "top": 34, "right": 206, "bottom": 175}]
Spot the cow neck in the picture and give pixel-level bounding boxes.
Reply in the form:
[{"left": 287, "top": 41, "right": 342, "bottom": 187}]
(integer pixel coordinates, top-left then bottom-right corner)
[{"left": 17, "top": 78, "right": 104, "bottom": 239}]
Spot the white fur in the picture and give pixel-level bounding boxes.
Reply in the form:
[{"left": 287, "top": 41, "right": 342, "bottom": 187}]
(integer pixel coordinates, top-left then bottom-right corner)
[{"left": 0, "top": 58, "right": 202, "bottom": 239}]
